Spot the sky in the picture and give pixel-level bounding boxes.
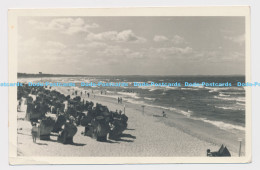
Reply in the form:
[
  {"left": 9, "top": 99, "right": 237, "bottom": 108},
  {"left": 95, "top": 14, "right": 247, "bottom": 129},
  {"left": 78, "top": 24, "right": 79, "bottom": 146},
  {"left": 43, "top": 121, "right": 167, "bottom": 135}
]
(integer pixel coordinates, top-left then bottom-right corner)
[{"left": 18, "top": 16, "right": 245, "bottom": 75}]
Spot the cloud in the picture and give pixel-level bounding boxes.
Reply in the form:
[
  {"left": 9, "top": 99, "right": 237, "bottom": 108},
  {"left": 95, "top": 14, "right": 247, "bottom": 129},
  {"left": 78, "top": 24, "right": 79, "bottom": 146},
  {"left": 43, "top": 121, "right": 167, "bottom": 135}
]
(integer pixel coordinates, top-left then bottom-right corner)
[
  {"left": 171, "top": 35, "right": 186, "bottom": 44},
  {"left": 77, "top": 42, "right": 107, "bottom": 49},
  {"left": 144, "top": 46, "right": 194, "bottom": 61},
  {"left": 28, "top": 17, "right": 99, "bottom": 35},
  {"left": 155, "top": 46, "right": 193, "bottom": 55},
  {"left": 224, "top": 34, "right": 245, "bottom": 45},
  {"left": 153, "top": 35, "right": 186, "bottom": 45},
  {"left": 86, "top": 29, "right": 146, "bottom": 43},
  {"left": 46, "top": 41, "right": 66, "bottom": 49},
  {"left": 153, "top": 35, "right": 168, "bottom": 42},
  {"left": 97, "top": 45, "right": 144, "bottom": 59},
  {"left": 18, "top": 37, "right": 69, "bottom": 61},
  {"left": 193, "top": 50, "right": 244, "bottom": 63}
]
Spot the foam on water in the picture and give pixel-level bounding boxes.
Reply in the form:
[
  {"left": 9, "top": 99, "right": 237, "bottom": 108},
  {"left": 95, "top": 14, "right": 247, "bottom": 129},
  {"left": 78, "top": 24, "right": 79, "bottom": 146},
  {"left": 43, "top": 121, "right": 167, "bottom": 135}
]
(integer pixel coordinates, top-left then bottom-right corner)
[
  {"left": 18, "top": 75, "right": 246, "bottom": 133},
  {"left": 214, "top": 95, "right": 245, "bottom": 102},
  {"left": 206, "top": 87, "right": 244, "bottom": 93},
  {"left": 193, "top": 118, "right": 245, "bottom": 131},
  {"left": 117, "top": 92, "right": 140, "bottom": 99},
  {"left": 215, "top": 105, "right": 244, "bottom": 111},
  {"left": 180, "top": 87, "right": 199, "bottom": 91},
  {"left": 144, "top": 97, "right": 156, "bottom": 101},
  {"left": 219, "top": 92, "right": 231, "bottom": 97}
]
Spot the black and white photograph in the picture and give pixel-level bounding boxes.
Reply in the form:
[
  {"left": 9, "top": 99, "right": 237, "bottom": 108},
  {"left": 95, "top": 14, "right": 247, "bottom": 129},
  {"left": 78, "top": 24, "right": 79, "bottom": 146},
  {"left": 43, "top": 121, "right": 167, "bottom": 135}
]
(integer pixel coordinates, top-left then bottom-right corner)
[{"left": 8, "top": 7, "right": 251, "bottom": 164}]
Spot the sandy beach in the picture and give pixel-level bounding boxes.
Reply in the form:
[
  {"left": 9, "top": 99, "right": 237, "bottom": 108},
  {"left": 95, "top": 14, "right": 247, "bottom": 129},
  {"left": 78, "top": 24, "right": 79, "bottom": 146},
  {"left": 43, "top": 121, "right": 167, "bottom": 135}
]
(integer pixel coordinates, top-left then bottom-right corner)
[{"left": 16, "top": 86, "right": 245, "bottom": 157}]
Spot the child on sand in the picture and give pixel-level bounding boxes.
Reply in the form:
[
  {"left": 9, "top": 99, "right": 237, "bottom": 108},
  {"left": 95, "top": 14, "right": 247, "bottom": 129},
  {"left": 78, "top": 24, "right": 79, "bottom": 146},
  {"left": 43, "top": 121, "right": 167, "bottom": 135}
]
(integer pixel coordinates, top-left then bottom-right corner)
[{"left": 31, "top": 123, "right": 38, "bottom": 143}]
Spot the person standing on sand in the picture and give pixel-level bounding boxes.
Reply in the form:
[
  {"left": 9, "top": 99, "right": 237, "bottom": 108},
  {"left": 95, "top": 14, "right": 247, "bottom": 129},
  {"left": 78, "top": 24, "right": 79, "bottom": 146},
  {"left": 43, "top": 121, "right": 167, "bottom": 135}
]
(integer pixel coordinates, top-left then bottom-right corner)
[
  {"left": 118, "top": 97, "right": 120, "bottom": 104},
  {"left": 87, "top": 92, "right": 90, "bottom": 98},
  {"left": 17, "top": 100, "right": 21, "bottom": 111},
  {"left": 31, "top": 123, "right": 38, "bottom": 143},
  {"left": 162, "top": 110, "right": 166, "bottom": 118}
]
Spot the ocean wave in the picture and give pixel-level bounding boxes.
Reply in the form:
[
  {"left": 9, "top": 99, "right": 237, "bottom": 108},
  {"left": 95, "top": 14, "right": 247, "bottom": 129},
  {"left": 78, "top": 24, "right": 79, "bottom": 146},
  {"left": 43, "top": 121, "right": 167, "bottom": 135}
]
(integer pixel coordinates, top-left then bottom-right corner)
[
  {"left": 117, "top": 92, "right": 140, "bottom": 99},
  {"left": 220, "top": 91, "right": 245, "bottom": 95},
  {"left": 214, "top": 95, "right": 245, "bottom": 102},
  {"left": 127, "top": 97, "right": 244, "bottom": 131},
  {"left": 194, "top": 118, "right": 245, "bottom": 131},
  {"left": 168, "top": 107, "right": 192, "bottom": 117},
  {"left": 180, "top": 87, "right": 199, "bottom": 91},
  {"left": 153, "top": 106, "right": 192, "bottom": 118},
  {"left": 236, "top": 101, "right": 246, "bottom": 106},
  {"left": 137, "top": 85, "right": 156, "bottom": 91},
  {"left": 144, "top": 97, "right": 156, "bottom": 101},
  {"left": 219, "top": 92, "right": 230, "bottom": 97},
  {"left": 123, "top": 98, "right": 192, "bottom": 118},
  {"left": 206, "top": 87, "right": 244, "bottom": 93},
  {"left": 138, "top": 85, "right": 179, "bottom": 92},
  {"left": 124, "top": 98, "right": 146, "bottom": 105},
  {"left": 215, "top": 105, "right": 245, "bottom": 111}
]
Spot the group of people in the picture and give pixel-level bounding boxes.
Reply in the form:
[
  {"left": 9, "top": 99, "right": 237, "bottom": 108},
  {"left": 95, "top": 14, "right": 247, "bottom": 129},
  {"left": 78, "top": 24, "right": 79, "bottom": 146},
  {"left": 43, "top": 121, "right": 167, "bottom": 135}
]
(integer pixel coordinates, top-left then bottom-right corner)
[
  {"left": 70, "top": 89, "right": 110, "bottom": 99},
  {"left": 117, "top": 97, "right": 123, "bottom": 104},
  {"left": 100, "top": 90, "right": 106, "bottom": 95},
  {"left": 18, "top": 84, "right": 130, "bottom": 143}
]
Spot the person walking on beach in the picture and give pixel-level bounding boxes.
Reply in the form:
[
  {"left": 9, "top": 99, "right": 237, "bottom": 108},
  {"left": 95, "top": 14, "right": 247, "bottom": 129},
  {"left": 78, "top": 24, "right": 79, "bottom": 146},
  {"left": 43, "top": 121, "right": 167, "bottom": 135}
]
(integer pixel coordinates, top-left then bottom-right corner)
[
  {"left": 118, "top": 97, "right": 120, "bottom": 104},
  {"left": 162, "top": 110, "right": 166, "bottom": 118},
  {"left": 31, "top": 123, "right": 38, "bottom": 143},
  {"left": 87, "top": 92, "right": 90, "bottom": 98},
  {"left": 80, "top": 91, "right": 83, "bottom": 96}
]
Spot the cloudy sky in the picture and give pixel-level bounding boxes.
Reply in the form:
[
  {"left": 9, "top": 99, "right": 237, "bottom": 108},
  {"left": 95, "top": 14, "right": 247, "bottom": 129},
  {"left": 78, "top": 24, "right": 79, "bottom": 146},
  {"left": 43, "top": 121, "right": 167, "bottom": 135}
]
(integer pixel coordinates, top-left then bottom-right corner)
[{"left": 18, "top": 17, "right": 245, "bottom": 75}]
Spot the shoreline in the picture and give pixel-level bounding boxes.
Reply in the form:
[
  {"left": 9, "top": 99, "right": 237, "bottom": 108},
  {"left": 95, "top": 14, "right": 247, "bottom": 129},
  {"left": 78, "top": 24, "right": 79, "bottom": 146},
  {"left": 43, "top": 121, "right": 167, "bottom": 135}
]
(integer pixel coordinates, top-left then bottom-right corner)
[
  {"left": 16, "top": 85, "right": 244, "bottom": 157},
  {"left": 56, "top": 86, "right": 245, "bottom": 155}
]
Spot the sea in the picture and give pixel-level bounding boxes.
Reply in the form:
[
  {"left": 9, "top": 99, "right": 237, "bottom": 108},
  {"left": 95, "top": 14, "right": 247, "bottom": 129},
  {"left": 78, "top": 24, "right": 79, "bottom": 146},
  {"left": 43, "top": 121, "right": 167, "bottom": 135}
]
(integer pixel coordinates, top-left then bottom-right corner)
[{"left": 19, "top": 75, "right": 246, "bottom": 132}]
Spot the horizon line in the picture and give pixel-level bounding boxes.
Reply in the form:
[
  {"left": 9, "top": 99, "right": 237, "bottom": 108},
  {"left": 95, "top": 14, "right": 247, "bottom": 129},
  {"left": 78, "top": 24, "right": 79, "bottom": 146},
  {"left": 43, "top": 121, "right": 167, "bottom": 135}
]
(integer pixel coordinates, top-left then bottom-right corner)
[{"left": 17, "top": 72, "right": 245, "bottom": 77}]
